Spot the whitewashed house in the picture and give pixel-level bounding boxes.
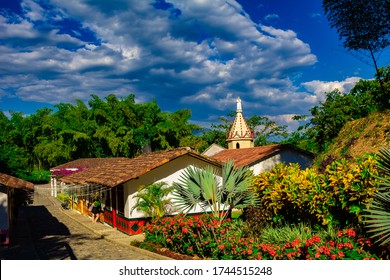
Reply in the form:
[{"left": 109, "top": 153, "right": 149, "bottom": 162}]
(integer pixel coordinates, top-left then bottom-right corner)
[{"left": 57, "top": 147, "right": 222, "bottom": 234}]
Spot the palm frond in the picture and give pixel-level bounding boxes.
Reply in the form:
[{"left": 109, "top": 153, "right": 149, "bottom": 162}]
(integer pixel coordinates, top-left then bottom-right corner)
[
  {"left": 378, "top": 147, "right": 390, "bottom": 176},
  {"left": 364, "top": 192, "right": 390, "bottom": 245},
  {"left": 130, "top": 181, "right": 173, "bottom": 218},
  {"left": 172, "top": 161, "right": 258, "bottom": 219}
]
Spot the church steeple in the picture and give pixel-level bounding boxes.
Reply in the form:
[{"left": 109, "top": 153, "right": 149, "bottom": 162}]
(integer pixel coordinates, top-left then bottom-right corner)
[{"left": 227, "top": 97, "right": 254, "bottom": 149}]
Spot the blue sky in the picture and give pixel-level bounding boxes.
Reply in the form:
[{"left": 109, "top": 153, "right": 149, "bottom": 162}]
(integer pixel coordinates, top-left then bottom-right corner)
[{"left": 1, "top": 0, "right": 389, "bottom": 132}]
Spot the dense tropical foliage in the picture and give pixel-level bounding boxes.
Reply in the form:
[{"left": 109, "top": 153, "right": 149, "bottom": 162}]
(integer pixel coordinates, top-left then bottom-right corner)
[
  {"left": 290, "top": 66, "right": 390, "bottom": 154},
  {"left": 0, "top": 94, "right": 200, "bottom": 182}
]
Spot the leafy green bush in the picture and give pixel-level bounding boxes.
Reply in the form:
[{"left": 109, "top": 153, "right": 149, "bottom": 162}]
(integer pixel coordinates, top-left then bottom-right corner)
[
  {"left": 241, "top": 205, "right": 272, "bottom": 237},
  {"left": 21, "top": 170, "right": 51, "bottom": 184},
  {"left": 252, "top": 155, "right": 379, "bottom": 227}
]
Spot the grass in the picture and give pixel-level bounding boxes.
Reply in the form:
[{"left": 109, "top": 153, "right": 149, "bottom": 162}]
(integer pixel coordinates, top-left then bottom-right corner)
[{"left": 259, "top": 223, "right": 340, "bottom": 245}]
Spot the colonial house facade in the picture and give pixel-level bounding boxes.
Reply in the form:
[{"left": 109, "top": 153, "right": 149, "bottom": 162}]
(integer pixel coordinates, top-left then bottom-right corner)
[{"left": 52, "top": 148, "right": 222, "bottom": 234}]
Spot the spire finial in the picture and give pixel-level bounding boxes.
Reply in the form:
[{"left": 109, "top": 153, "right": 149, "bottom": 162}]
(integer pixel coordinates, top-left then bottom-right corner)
[{"left": 236, "top": 97, "right": 242, "bottom": 113}]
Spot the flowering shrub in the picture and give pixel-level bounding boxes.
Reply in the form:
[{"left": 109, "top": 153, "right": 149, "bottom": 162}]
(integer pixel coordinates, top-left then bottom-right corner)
[
  {"left": 142, "top": 215, "right": 379, "bottom": 260},
  {"left": 304, "top": 229, "right": 377, "bottom": 260},
  {"left": 51, "top": 166, "right": 87, "bottom": 177}
]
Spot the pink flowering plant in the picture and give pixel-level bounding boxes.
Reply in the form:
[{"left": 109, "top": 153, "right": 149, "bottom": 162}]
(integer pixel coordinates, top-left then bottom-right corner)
[
  {"left": 142, "top": 215, "right": 379, "bottom": 260},
  {"left": 51, "top": 166, "right": 87, "bottom": 177}
]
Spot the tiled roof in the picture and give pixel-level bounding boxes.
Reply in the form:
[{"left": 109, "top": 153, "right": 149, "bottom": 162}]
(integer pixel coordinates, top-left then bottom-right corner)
[
  {"left": 210, "top": 144, "right": 285, "bottom": 167},
  {"left": 0, "top": 173, "right": 34, "bottom": 190},
  {"left": 50, "top": 157, "right": 127, "bottom": 170},
  {"left": 211, "top": 144, "right": 315, "bottom": 167},
  {"left": 61, "top": 147, "right": 222, "bottom": 187}
]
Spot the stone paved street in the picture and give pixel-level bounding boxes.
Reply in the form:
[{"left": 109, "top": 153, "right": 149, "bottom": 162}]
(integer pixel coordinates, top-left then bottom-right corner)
[{"left": 0, "top": 185, "right": 168, "bottom": 260}]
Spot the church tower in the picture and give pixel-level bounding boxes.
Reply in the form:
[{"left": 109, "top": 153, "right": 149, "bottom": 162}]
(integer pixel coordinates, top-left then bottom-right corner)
[{"left": 226, "top": 97, "right": 254, "bottom": 149}]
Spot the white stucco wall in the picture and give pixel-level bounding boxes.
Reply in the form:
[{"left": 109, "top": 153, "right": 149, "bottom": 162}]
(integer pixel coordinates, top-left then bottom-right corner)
[
  {"left": 250, "top": 149, "right": 313, "bottom": 175},
  {"left": 202, "top": 144, "right": 226, "bottom": 157},
  {"left": 0, "top": 186, "right": 9, "bottom": 230},
  {"left": 249, "top": 153, "right": 281, "bottom": 175},
  {"left": 122, "top": 155, "right": 222, "bottom": 219}
]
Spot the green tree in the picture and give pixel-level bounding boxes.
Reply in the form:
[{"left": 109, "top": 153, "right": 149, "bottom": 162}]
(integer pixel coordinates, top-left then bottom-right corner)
[
  {"left": 247, "top": 115, "right": 288, "bottom": 146},
  {"left": 173, "top": 161, "right": 259, "bottom": 221},
  {"left": 130, "top": 182, "right": 174, "bottom": 219},
  {"left": 323, "top": 0, "right": 390, "bottom": 94},
  {"left": 307, "top": 79, "right": 380, "bottom": 152}
]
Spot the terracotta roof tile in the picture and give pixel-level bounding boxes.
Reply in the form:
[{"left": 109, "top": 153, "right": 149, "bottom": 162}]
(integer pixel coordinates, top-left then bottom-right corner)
[
  {"left": 61, "top": 148, "right": 222, "bottom": 187},
  {"left": 50, "top": 157, "right": 127, "bottom": 170},
  {"left": 211, "top": 144, "right": 315, "bottom": 167},
  {"left": 210, "top": 144, "right": 284, "bottom": 167},
  {"left": 0, "top": 173, "right": 34, "bottom": 190}
]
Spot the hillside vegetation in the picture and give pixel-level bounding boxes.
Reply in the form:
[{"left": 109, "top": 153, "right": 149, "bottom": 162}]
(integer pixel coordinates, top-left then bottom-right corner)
[{"left": 316, "top": 110, "right": 390, "bottom": 164}]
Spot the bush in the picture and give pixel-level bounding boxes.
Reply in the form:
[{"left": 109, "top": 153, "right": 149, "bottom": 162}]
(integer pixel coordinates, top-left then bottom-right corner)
[
  {"left": 252, "top": 155, "right": 379, "bottom": 227},
  {"left": 21, "top": 170, "right": 51, "bottom": 184},
  {"left": 259, "top": 223, "right": 339, "bottom": 245},
  {"left": 142, "top": 215, "right": 378, "bottom": 260},
  {"left": 242, "top": 205, "right": 272, "bottom": 237}
]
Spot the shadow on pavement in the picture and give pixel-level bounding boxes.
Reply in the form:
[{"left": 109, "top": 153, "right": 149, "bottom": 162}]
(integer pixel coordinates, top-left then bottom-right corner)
[{"left": 1, "top": 205, "right": 87, "bottom": 260}]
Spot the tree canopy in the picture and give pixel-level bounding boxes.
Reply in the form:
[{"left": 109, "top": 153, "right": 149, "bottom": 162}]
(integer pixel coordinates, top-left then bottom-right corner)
[
  {"left": 0, "top": 94, "right": 200, "bottom": 178},
  {"left": 323, "top": 0, "right": 390, "bottom": 93}
]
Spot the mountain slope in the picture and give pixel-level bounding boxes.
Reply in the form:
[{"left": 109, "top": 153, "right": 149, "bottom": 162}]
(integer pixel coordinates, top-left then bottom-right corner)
[{"left": 318, "top": 110, "right": 390, "bottom": 162}]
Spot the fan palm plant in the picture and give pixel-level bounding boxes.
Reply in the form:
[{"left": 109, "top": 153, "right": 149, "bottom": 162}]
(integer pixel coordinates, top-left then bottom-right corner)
[
  {"left": 130, "top": 182, "right": 174, "bottom": 219},
  {"left": 364, "top": 147, "right": 390, "bottom": 245},
  {"left": 172, "top": 160, "right": 259, "bottom": 221}
]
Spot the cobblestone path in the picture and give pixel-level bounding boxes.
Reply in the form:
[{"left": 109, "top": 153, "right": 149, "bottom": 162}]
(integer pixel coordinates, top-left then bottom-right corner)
[{"left": 0, "top": 185, "right": 155, "bottom": 260}]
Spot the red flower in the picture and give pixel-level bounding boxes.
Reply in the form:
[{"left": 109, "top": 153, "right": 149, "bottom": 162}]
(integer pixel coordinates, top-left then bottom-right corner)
[
  {"left": 313, "top": 235, "right": 321, "bottom": 243},
  {"left": 330, "top": 254, "right": 337, "bottom": 260},
  {"left": 343, "top": 242, "right": 353, "bottom": 249},
  {"left": 357, "top": 237, "right": 365, "bottom": 245},
  {"left": 291, "top": 238, "right": 301, "bottom": 247},
  {"left": 182, "top": 227, "right": 189, "bottom": 234},
  {"left": 247, "top": 249, "right": 253, "bottom": 255},
  {"left": 320, "top": 246, "right": 331, "bottom": 256},
  {"left": 338, "top": 251, "right": 345, "bottom": 258},
  {"left": 347, "top": 229, "right": 356, "bottom": 237},
  {"left": 218, "top": 245, "right": 225, "bottom": 250}
]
